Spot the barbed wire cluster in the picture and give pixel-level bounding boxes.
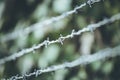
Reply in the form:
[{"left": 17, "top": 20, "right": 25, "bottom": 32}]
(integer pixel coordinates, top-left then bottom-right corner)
[
  {"left": 0, "top": 0, "right": 104, "bottom": 65},
  {"left": 5, "top": 45, "right": 120, "bottom": 80},
  {"left": 0, "top": 0, "right": 101, "bottom": 42},
  {"left": 0, "top": 13, "right": 120, "bottom": 65},
  {"left": 0, "top": 0, "right": 120, "bottom": 80}
]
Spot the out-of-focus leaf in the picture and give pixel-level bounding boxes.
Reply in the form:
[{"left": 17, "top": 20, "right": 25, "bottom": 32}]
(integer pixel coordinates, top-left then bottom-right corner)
[
  {"left": 38, "top": 44, "right": 60, "bottom": 68},
  {"left": 78, "top": 68, "right": 87, "bottom": 79},
  {"left": 53, "top": 0, "right": 72, "bottom": 13},
  {"left": 91, "top": 61, "right": 102, "bottom": 71},
  {"left": 54, "top": 69, "right": 68, "bottom": 80},
  {"left": 17, "top": 54, "right": 34, "bottom": 74},
  {"left": 101, "top": 61, "right": 113, "bottom": 75},
  {"left": 77, "top": 16, "right": 87, "bottom": 28}
]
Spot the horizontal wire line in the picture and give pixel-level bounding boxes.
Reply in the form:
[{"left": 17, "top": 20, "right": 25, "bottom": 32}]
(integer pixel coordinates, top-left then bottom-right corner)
[
  {"left": 0, "top": 0, "right": 101, "bottom": 42},
  {"left": 0, "top": 13, "right": 120, "bottom": 65},
  {"left": 6, "top": 44, "right": 120, "bottom": 80}
]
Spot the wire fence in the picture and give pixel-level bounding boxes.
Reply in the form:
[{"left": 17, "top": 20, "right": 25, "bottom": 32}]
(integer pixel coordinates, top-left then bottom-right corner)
[
  {"left": 5, "top": 44, "right": 120, "bottom": 80},
  {"left": 0, "top": 13, "right": 120, "bottom": 65},
  {"left": 0, "top": 0, "right": 101, "bottom": 42},
  {"left": 0, "top": 0, "right": 120, "bottom": 79}
]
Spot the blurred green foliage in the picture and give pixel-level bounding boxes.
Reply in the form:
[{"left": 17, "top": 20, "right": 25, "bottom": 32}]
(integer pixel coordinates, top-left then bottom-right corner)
[{"left": 0, "top": 0, "right": 120, "bottom": 80}]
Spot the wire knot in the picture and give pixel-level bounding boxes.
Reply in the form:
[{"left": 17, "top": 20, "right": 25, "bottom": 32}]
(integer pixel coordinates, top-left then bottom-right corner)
[
  {"left": 44, "top": 37, "right": 50, "bottom": 48},
  {"left": 58, "top": 34, "right": 64, "bottom": 45}
]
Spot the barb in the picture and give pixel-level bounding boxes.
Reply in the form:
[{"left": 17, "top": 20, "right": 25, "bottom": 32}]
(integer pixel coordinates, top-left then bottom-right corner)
[
  {"left": 5, "top": 45, "right": 120, "bottom": 80},
  {"left": 87, "top": 0, "right": 101, "bottom": 7},
  {"left": 0, "top": 13, "right": 120, "bottom": 65},
  {"left": 0, "top": 0, "right": 102, "bottom": 42}
]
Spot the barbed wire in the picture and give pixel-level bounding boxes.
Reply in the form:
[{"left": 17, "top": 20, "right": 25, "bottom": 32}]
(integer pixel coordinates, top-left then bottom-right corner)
[
  {"left": 0, "top": 13, "right": 120, "bottom": 65},
  {"left": 4, "top": 44, "right": 120, "bottom": 80},
  {"left": 0, "top": 0, "right": 102, "bottom": 42}
]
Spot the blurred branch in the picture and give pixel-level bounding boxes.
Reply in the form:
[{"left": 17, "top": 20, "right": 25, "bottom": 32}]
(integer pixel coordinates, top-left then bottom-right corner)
[
  {"left": 0, "top": 0, "right": 102, "bottom": 42},
  {"left": 6, "top": 44, "right": 120, "bottom": 80},
  {"left": 0, "top": 13, "right": 120, "bottom": 65}
]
